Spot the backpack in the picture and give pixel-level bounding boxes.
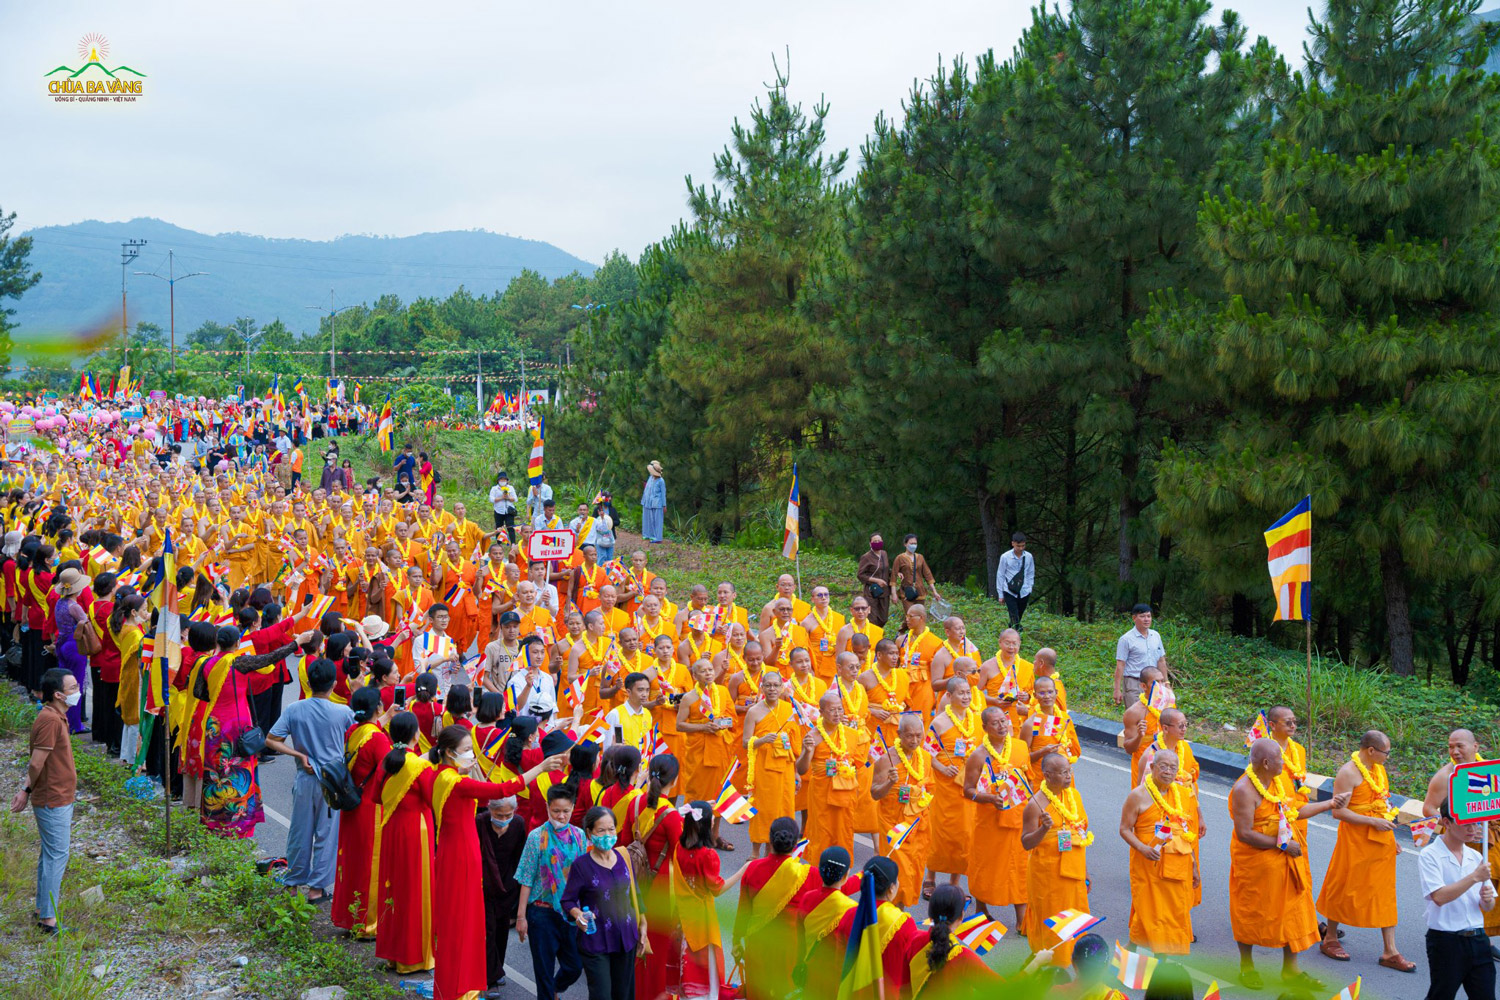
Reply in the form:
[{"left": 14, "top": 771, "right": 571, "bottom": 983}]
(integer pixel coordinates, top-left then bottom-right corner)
[{"left": 316, "top": 755, "right": 375, "bottom": 812}]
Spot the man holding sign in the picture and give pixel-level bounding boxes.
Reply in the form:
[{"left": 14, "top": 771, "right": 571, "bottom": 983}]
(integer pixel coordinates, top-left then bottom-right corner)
[
  {"left": 1420, "top": 797, "right": 1497, "bottom": 1000},
  {"left": 1425, "top": 730, "right": 1500, "bottom": 953}
]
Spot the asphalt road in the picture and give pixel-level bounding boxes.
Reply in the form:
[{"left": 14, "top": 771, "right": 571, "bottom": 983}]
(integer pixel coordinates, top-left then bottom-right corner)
[{"left": 251, "top": 682, "right": 1439, "bottom": 1000}]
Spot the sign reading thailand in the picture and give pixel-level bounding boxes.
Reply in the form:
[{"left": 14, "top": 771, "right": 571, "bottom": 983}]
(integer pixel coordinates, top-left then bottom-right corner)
[{"left": 1448, "top": 759, "right": 1500, "bottom": 824}]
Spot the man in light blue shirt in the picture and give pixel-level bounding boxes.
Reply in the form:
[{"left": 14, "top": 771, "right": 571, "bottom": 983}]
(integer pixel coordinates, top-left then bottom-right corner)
[
  {"left": 1114, "top": 603, "right": 1167, "bottom": 705},
  {"left": 265, "top": 657, "right": 355, "bottom": 902}
]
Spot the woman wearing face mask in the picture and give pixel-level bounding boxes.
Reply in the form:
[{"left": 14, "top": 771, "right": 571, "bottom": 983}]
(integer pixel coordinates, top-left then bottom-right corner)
[
  {"left": 331, "top": 686, "right": 393, "bottom": 939},
  {"left": 477, "top": 794, "right": 526, "bottom": 996},
  {"left": 561, "top": 806, "right": 646, "bottom": 1000},
  {"left": 427, "top": 724, "right": 566, "bottom": 1000}
]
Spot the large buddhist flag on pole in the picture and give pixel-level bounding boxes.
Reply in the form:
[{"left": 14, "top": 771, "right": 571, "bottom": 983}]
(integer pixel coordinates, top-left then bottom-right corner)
[
  {"left": 528, "top": 417, "right": 545, "bottom": 486},
  {"left": 376, "top": 394, "right": 394, "bottom": 453},
  {"left": 782, "top": 464, "right": 800, "bottom": 560},
  {"left": 1264, "top": 495, "right": 1311, "bottom": 621}
]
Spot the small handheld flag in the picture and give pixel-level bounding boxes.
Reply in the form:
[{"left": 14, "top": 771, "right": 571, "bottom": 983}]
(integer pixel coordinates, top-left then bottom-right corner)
[
  {"left": 1044, "top": 909, "right": 1104, "bottom": 942},
  {"left": 1146, "top": 680, "right": 1175, "bottom": 713},
  {"left": 1202, "top": 982, "right": 1221, "bottom": 1000},
  {"left": 1264, "top": 495, "right": 1312, "bottom": 622},
  {"left": 885, "top": 816, "right": 921, "bottom": 853},
  {"left": 1245, "top": 709, "right": 1270, "bottom": 748},
  {"left": 952, "top": 914, "right": 1006, "bottom": 955},
  {"left": 790, "top": 838, "right": 810, "bottom": 859},
  {"left": 1331, "top": 976, "right": 1361, "bottom": 1000},
  {"left": 1408, "top": 816, "right": 1440, "bottom": 848},
  {"left": 1111, "top": 940, "right": 1157, "bottom": 990},
  {"left": 713, "top": 768, "right": 757, "bottom": 824}
]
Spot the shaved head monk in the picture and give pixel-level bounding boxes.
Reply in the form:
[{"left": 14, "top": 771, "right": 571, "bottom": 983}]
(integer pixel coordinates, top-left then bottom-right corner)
[
  {"left": 1317, "top": 730, "right": 1415, "bottom": 972},
  {"left": 1229, "top": 738, "right": 1348, "bottom": 990}
]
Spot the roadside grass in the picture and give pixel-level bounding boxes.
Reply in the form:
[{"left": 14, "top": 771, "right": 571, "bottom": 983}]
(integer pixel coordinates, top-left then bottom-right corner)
[
  {"left": 636, "top": 540, "right": 1496, "bottom": 797},
  {"left": 0, "top": 689, "right": 400, "bottom": 1000}
]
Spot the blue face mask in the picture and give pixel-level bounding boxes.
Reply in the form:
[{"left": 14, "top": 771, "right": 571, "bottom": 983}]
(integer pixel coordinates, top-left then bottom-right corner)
[
  {"left": 491, "top": 814, "right": 513, "bottom": 829},
  {"left": 591, "top": 833, "right": 617, "bottom": 851}
]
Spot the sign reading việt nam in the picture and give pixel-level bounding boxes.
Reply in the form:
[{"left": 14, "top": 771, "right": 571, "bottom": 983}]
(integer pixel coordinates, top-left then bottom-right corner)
[{"left": 1448, "top": 759, "right": 1500, "bottom": 824}]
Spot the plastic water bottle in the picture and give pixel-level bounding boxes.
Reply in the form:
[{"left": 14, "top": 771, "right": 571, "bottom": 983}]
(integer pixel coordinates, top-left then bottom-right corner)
[{"left": 582, "top": 906, "right": 597, "bottom": 935}]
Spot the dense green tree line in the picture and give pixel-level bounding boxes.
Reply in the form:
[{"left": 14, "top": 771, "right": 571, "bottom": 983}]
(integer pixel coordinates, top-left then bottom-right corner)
[{"left": 551, "top": 0, "right": 1500, "bottom": 683}]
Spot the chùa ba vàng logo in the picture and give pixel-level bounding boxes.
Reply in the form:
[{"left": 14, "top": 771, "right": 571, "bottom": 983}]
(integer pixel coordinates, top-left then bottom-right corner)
[{"left": 45, "top": 33, "right": 145, "bottom": 103}]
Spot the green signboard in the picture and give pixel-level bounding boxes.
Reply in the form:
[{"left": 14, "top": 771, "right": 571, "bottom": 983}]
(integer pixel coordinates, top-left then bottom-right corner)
[{"left": 1449, "top": 758, "right": 1500, "bottom": 824}]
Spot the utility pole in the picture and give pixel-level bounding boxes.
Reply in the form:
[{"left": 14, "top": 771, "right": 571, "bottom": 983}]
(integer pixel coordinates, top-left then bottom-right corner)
[
  {"left": 120, "top": 239, "right": 146, "bottom": 366},
  {"left": 476, "top": 350, "right": 483, "bottom": 417},
  {"left": 520, "top": 349, "right": 527, "bottom": 425},
  {"left": 305, "top": 290, "right": 351, "bottom": 380},
  {"left": 135, "top": 249, "right": 207, "bottom": 372}
]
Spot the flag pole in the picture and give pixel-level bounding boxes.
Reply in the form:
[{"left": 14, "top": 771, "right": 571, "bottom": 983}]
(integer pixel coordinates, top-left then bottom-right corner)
[
  {"left": 1304, "top": 615, "right": 1313, "bottom": 762},
  {"left": 796, "top": 552, "right": 802, "bottom": 600}
]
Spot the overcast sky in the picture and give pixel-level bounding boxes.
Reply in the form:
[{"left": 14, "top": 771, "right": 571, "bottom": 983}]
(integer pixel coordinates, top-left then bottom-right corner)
[{"left": 6, "top": 0, "right": 1318, "bottom": 266}]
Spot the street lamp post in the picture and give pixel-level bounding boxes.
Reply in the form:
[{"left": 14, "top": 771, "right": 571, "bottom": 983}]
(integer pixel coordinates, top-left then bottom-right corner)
[
  {"left": 306, "top": 290, "right": 353, "bottom": 380},
  {"left": 135, "top": 249, "right": 207, "bottom": 372}
]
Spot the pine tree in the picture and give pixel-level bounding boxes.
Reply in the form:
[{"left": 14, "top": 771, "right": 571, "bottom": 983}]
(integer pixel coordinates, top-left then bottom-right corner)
[
  {"left": 658, "top": 58, "right": 849, "bottom": 535},
  {"left": 0, "top": 207, "right": 40, "bottom": 371},
  {"left": 969, "top": 0, "right": 1258, "bottom": 610},
  {"left": 1136, "top": 0, "right": 1500, "bottom": 675}
]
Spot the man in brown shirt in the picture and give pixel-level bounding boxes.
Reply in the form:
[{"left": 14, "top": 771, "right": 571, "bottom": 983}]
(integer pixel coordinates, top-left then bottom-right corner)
[{"left": 12, "top": 668, "right": 79, "bottom": 934}]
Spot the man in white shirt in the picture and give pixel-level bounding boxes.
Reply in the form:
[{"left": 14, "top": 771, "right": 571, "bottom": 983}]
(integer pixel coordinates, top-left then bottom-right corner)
[
  {"left": 528, "top": 561, "right": 560, "bottom": 616},
  {"left": 995, "top": 531, "right": 1034, "bottom": 632},
  {"left": 1114, "top": 603, "right": 1168, "bottom": 705},
  {"left": 601, "top": 672, "right": 654, "bottom": 754},
  {"left": 1420, "top": 800, "right": 1496, "bottom": 1000},
  {"left": 527, "top": 476, "right": 553, "bottom": 522}
]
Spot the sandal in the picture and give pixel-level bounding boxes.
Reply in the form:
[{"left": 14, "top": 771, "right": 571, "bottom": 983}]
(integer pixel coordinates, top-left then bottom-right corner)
[
  {"left": 1378, "top": 954, "right": 1416, "bottom": 973},
  {"left": 1239, "top": 967, "right": 1263, "bottom": 991},
  {"left": 1318, "top": 940, "right": 1350, "bottom": 962},
  {"left": 921, "top": 883, "right": 935, "bottom": 901},
  {"left": 714, "top": 838, "right": 736, "bottom": 852},
  {"left": 1282, "top": 971, "right": 1324, "bottom": 991}
]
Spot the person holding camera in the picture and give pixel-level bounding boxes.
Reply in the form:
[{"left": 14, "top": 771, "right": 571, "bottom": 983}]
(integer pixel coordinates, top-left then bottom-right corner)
[{"left": 264, "top": 656, "right": 357, "bottom": 903}]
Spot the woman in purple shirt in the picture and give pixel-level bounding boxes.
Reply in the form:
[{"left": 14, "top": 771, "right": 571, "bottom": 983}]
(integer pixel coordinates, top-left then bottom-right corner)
[
  {"left": 560, "top": 806, "right": 644, "bottom": 1000},
  {"left": 51, "top": 568, "right": 90, "bottom": 733}
]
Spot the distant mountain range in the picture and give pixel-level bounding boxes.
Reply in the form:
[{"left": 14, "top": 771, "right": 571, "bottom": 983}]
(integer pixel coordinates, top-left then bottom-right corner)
[{"left": 11, "top": 218, "right": 596, "bottom": 344}]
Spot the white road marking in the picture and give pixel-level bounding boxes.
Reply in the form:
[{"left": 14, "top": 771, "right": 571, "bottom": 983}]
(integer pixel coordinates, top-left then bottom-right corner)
[
  {"left": 503, "top": 964, "right": 538, "bottom": 993},
  {"left": 265, "top": 804, "right": 291, "bottom": 829}
]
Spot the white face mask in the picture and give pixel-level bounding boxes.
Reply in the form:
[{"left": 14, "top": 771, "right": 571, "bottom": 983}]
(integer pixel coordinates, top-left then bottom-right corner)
[
  {"left": 454, "top": 751, "right": 475, "bottom": 769},
  {"left": 64, "top": 690, "right": 82, "bottom": 707},
  {"left": 906, "top": 543, "right": 918, "bottom": 553}
]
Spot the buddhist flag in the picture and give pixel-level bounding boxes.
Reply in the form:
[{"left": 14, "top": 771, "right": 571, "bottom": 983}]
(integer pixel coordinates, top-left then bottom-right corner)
[
  {"left": 296, "top": 594, "right": 335, "bottom": 630},
  {"left": 1331, "top": 977, "right": 1361, "bottom": 1000},
  {"left": 953, "top": 914, "right": 1006, "bottom": 954},
  {"left": 838, "top": 868, "right": 883, "bottom": 1000},
  {"left": 528, "top": 417, "right": 545, "bottom": 486},
  {"left": 1245, "top": 709, "right": 1270, "bottom": 747},
  {"left": 713, "top": 784, "right": 756, "bottom": 824},
  {"left": 376, "top": 394, "right": 395, "bottom": 453},
  {"left": 1265, "top": 495, "right": 1311, "bottom": 621},
  {"left": 1111, "top": 940, "right": 1157, "bottom": 990},
  {"left": 790, "top": 838, "right": 810, "bottom": 859},
  {"left": 886, "top": 816, "right": 921, "bottom": 852},
  {"left": 1146, "top": 680, "right": 1175, "bottom": 713},
  {"left": 1409, "top": 816, "right": 1440, "bottom": 847},
  {"left": 291, "top": 375, "right": 306, "bottom": 397},
  {"left": 781, "top": 464, "right": 800, "bottom": 560},
  {"left": 1203, "top": 982, "right": 1221, "bottom": 1000},
  {"left": 116, "top": 365, "right": 132, "bottom": 400},
  {"left": 1044, "top": 909, "right": 1104, "bottom": 941}
]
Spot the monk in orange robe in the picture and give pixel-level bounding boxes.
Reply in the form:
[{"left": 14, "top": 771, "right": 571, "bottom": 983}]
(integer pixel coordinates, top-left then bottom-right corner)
[
  {"left": 1121, "top": 665, "right": 1166, "bottom": 784},
  {"left": 978, "top": 628, "right": 1034, "bottom": 733},
  {"left": 800, "top": 586, "right": 845, "bottom": 682},
  {"left": 871, "top": 713, "right": 935, "bottom": 908},
  {"left": 651, "top": 634, "right": 693, "bottom": 761},
  {"left": 798, "top": 688, "right": 860, "bottom": 863},
  {"left": 832, "top": 652, "right": 880, "bottom": 839},
  {"left": 676, "top": 656, "right": 736, "bottom": 849},
  {"left": 743, "top": 671, "right": 801, "bottom": 858},
  {"left": 860, "top": 638, "right": 910, "bottom": 751},
  {"left": 1022, "top": 675, "right": 1081, "bottom": 788},
  {"left": 1119, "top": 751, "right": 1200, "bottom": 955},
  {"left": 964, "top": 707, "right": 1030, "bottom": 928},
  {"left": 896, "top": 605, "right": 944, "bottom": 720},
  {"left": 927, "top": 677, "right": 980, "bottom": 889},
  {"left": 1230, "top": 738, "right": 1349, "bottom": 990},
  {"left": 1022, "top": 751, "right": 1092, "bottom": 967},
  {"left": 1140, "top": 708, "right": 1205, "bottom": 906},
  {"left": 1316, "top": 730, "right": 1414, "bottom": 971}
]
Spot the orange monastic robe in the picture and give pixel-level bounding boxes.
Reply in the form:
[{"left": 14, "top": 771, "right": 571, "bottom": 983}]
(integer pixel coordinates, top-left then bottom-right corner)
[
  {"left": 1228, "top": 787, "right": 1319, "bottom": 953},
  {"left": 1127, "top": 784, "right": 1195, "bottom": 954},
  {"left": 1025, "top": 708, "right": 1082, "bottom": 787},
  {"left": 746, "top": 700, "right": 801, "bottom": 845},
  {"left": 901, "top": 629, "right": 944, "bottom": 720},
  {"left": 805, "top": 608, "right": 845, "bottom": 681},
  {"left": 877, "top": 745, "right": 934, "bottom": 908},
  {"left": 865, "top": 666, "right": 911, "bottom": 750},
  {"left": 968, "top": 736, "right": 1030, "bottom": 909},
  {"left": 681, "top": 684, "right": 736, "bottom": 803},
  {"left": 1316, "top": 763, "right": 1399, "bottom": 929},
  {"left": 784, "top": 673, "right": 828, "bottom": 812},
  {"left": 927, "top": 708, "right": 980, "bottom": 876},
  {"left": 1024, "top": 788, "right": 1092, "bottom": 967},
  {"left": 654, "top": 660, "right": 693, "bottom": 760},
  {"left": 804, "top": 720, "right": 861, "bottom": 864}
]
